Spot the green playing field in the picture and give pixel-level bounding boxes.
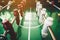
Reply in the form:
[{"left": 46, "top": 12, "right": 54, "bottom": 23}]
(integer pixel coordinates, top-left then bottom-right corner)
[{"left": 0, "top": 7, "right": 60, "bottom": 40}]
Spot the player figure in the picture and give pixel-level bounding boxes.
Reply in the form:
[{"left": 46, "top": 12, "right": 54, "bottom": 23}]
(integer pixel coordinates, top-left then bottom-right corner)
[
  {"left": 17, "top": 0, "right": 26, "bottom": 17},
  {"left": 39, "top": 8, "right": 47, "bottom": 24},
  {"left": 41, "top": 17, "right": 53, "bottom": 38},
  {"left": 2, "top": 19, "right": 17, "bottom": 40},
  {"left": 13, "top": 9, "right": 20, "bottom": 25},
  {"left": 36, "top": 1, "right": 42, "bottom": 19}
]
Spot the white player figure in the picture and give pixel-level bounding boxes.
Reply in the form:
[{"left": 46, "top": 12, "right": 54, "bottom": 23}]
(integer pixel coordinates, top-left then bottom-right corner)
[
  {"left": 39, "top": 8, "right": 47, "bottom": 24},
  {"left": 36, "top": 1, "right": 42, "bottom": 18},
  {"left": 7, "top": 0, "right": 13, "bottom": 10},
  {"left": 41, "top": 17, "right": 53, "bottom": 38}
]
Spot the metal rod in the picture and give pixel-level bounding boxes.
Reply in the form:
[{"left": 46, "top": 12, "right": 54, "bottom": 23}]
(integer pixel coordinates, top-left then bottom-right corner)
[
  {"left": 0, "top": 1, "right": 14, "bottom": 11},
  {"left": 48, "top": 27, "right": 56, "bottom": 40},
  {"left": 10, "top": 17, "right": 16, "bottom": 24},
  {"left": 47, "top": 0, "right": 60, "bottom": 10}
]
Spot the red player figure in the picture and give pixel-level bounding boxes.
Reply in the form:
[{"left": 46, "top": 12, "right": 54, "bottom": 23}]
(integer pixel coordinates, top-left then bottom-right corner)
[
  {"left": 2, "top": 19, "right": 17, "bottom": 40},
  {"left": 20, "top": 0, "right": 26, "bottom": 9},
  {"left": 14, "top": 9, "right": 20, "bottom": 25},
  {"left": 51, "top": 0, "right": 54, "bottom": 6},
  {"left": 17, "top": 0, "right": 26, "bottom": 17},
  {"left": 17, "top": 4, "right": 24, "bottom": 17}
]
